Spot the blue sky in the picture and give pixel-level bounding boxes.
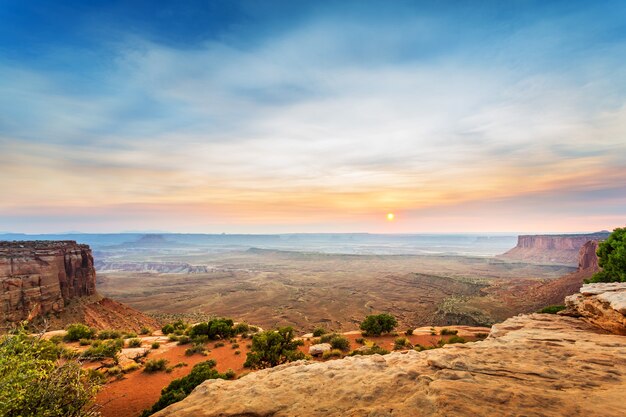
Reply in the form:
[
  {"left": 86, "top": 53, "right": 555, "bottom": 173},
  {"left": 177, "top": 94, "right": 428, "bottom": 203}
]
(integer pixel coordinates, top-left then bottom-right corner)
[{"left": 1, "top": 1, "right": 625, "bottom": 233}]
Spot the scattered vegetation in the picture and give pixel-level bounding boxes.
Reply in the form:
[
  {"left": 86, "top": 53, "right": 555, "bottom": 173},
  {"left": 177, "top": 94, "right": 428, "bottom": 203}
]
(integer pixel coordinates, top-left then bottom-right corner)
[
  {"left": 446, "top": 335, "right": 467, "bottom": 344},
  {"left": 322, "top": 349, "right": 344, "bottom": 359},
  {"left": 405, "top": 328, "right": 414, "bottom": 336},
  {"left": 539, "top": 305, "right": 566, "bottom": 314},
  {"left": 140, "top": 360, "right": 231, "bottom": 416},
  {"left": 394, "top": 337, "right": 411, "bottom": 350},
  {"left": 176, "top": 335, "right": 191, "bottom": 345},
  {"left": 140, "top": 327, "right": 152, "bottom": 335},
  {"left": 144, "top": 358, "right": 169, "bottom": 373},
  {"left": 0, "top": 325, "right": 102, "bottom": 417},
  {"left": 97, "top": 329, "right": 122, "bottom": 340},
  {"left": 355, "top": 337, "right": 365, "bottom": 344},
  {"left": 440, "top": 328, "right": 458, "bottom": 336},
  {"left": 127, "top": 338, "right": 142, "bottom": 348},
  {"left": 151, "top": 341, "right": 161, "bottom": 349},
  {"left": 244, "top": 327, "right": 305, "bottom": 369},
  {"left": 349, "top": 344, "right": 390, "bottom": 356},
  {"left": 312, "top": 327, "right": 327, "bottom": 337},
  {"left": 359, "top": 313, "right": 397, "bottom": 336},
  {"left": 81, "top": 339, "right": 123, "bottom": 361},
  {"left": 214, "top": 341, "right": 225, "bottom": 348},
  {"left": 185, "top": 344, "right": 207, "bottom": 356},
  {"left": 329, "top": 335, "right": 350, "bottom": 351},
  {"left": 588, "top": 227, "right": 626, "bottom": 283},
  {"left": 64, "top": 323, "right": 96, "bottom": 342}
]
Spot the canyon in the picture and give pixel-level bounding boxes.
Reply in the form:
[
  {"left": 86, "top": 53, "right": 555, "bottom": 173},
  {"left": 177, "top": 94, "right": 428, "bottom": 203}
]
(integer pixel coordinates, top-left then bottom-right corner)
[
  {"left": 0, "top": 241, "right": 156, "bottom": 331},
  {"left": 499, "top": 232, "right": 608, "bottom": 265},
  {"left": 154, "top": 283, "right": 626, "bottom": 417}
]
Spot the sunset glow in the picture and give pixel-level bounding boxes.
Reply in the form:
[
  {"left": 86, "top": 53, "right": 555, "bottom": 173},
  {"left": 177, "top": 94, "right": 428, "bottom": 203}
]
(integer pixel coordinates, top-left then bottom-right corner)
[{"left": 0, "top": 1, "right": 624, "bottom": 233}]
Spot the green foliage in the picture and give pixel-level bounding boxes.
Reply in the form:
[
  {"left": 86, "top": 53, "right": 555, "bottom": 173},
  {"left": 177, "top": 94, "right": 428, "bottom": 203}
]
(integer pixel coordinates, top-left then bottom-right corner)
[
  {"left": 349, "top": 344, "right": 390, "bottom": 356},
  {"left": 124, "top": 332, "right": 138, "bottom": 338},
  {"left": 243, "top": 327, "right": 306, "bottom": 369},
  {"left": 0, "top": 326, "right": 102, "bottom": 417},
  {"left": 184, "top": 344, "right": 207, "bottom": 356},
  {"left": 189, "top": 318, "right": 236, "bottom": 340},
  {"left": 329, "top": 335, "right": 350, "bottom": 351},
  {"left": 97, "top": 329, "right": 122, "bottom": 340},
  {"left": 359, "top": 313, "right": 397, "bottom": 336},
  {"left": 312, "top": 327, "right": 327, "bottom": 337},
  {"left": 322, "top": 349, "right": 344, "bottom": 359},
  {"left": 161, "top": 320, "right": 187, "bottom": 335},
  {"left": 405, "top": 328, "right": 414, "bottom": 336},
  {"left": 161, "top": 324, "right": 175, "bottom": 334},
  {"left": 355, "top": 337, "right": 365, "bottom": 344},
  {"left": 140, "top": 360, "right": 228, "bottom": 416},
  {"left": 475, "top": 332, "right": 489, "bottom": 340},
  {"left": 127, "top": 338, "right": 142, "bottom": 348},
  {"left": 176, "top": 335, "right": 191, "bottom": 345},
  {"left": 394, "top": 337, "right": 411, "bottom": 350},
  {"left": 213, "top": 341, "right": 225, "bottom": 348},
  {"left": 446, "top": 335, "right": 466, "bottom": 344},
  {"left": 588, "top": 227, "right": 626, "bottom": 283},
  {"left": 64, "top": 323, "right": 95, "bottom": 342},
  {"left": 140, "top": 327, "right": 152, "bottom": 335},
  {"left": 234, "top": 322, "right": 249, "bottom": 334},
  {"left": 538, "top": 305, "right": 566, "bottom": 314},
  {"left": 81, "top": 339, "right": 123, "bottom": 361},
  {"left": 151, "top": 341, "right": 160, "bottom": 349},
  {"left": 79, "top": 338, "right": 92, "bottom": 346},
  {"left": 440, "top": 328, "right": 458, "bottom": 335},
  {"left": 144, "top": 358, "right": 169, "bottom": 373}
]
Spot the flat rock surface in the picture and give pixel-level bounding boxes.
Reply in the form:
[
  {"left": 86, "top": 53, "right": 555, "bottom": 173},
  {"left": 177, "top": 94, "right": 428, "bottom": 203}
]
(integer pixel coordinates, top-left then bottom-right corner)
[{"left": 155, "top": 313, "right": 626, "bottom": 417}]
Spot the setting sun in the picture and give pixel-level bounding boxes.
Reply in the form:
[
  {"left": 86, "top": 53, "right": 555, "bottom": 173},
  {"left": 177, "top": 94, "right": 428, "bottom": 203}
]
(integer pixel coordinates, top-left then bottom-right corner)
[{"left": 387, "top": 213, "right": 395, "bottom": 221}]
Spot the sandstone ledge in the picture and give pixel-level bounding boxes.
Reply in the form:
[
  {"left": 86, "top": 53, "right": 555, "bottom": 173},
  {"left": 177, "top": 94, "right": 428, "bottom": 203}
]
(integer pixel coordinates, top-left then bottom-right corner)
[{"left": 155, "top": 313, "right": 626, "bottom": 417}]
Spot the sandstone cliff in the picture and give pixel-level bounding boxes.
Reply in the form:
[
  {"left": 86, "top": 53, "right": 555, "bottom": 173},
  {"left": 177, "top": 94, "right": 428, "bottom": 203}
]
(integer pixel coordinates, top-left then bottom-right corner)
[
  {"left": 498, "top": 232, "right": 608, "bottom": 265},
  {"left": 0, "top": 241, "right": 158, "bottom": 332},
  {"left": 0, "top": 241, "right": 96, "bottom": 326},
  {"left": 155, "top": 284, "right": 626, "bottom": 417}
]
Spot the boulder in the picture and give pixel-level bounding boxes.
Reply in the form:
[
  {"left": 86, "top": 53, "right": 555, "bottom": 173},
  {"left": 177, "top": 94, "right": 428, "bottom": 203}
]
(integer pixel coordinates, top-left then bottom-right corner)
[
  {"left": 308, "top": 343, "right": 332, "bottom": 356},
  {"left": 564, "top": 282, "right": 626, "bottom": 335}
]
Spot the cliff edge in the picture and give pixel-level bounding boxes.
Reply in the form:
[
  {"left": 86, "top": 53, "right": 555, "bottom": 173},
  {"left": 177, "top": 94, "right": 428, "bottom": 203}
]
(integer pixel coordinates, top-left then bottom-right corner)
[{"left": 155, "top": 284, "right": 626, "bottom": 417}]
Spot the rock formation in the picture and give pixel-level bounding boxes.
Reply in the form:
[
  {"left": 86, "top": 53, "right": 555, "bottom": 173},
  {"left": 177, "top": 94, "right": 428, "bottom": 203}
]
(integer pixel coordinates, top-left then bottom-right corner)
[
  {"left": 0, "top": 241, "right": 96, "bottom": 325},
  {"left": 578, "top": 240, "right": 600, "bottom": 271},
  {"left": 499, "top": 232, "right": 608, "bottom": 265},
  {"left": 94, "top": 260, "right": 209, "bottom": 274},
  {"left": 155, "top": 284, "right": 626, "bottom": 417},
  {"left": 564, "top": 283, "right": 626, "bottom": 335},
  {"left": 0, "top": 240, "right": 158, "bottom": 332}
]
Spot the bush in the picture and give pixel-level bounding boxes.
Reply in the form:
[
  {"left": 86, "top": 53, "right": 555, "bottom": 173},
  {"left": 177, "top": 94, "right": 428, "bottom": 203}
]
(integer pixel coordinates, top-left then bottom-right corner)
[
  {"left": 475, "top": 332, "right": 489, "bottom": 340},
  {"left": 122, "top": 362, "right": 140, "bottom": 373},
  {"left": 189, "top": 318, "right": 236, "bottom": 340},
  {"left": 394, "top": 337, "right": 411, "bottom": 350},
  {"left": 440, "top": 328, "right": 458, "bottom": 335},
  {"left": 243, "top": 327, "right": 306, "bottom": 369},
  {"left": 127, "top": 338, "right": 142, "bottom": 348},
  {"left": 81, "top": 339, "right": 123, "bottom": 361},
  {"left": 359, "top": 313, "right": 397, "bottom": 336},
  {"left": 144, "top": 358, "right": 169, "bottom": 373},
  {"left": 176, "top": 335, "right": 191, "bottom": 345},
  {"left": 312, "top": 327, "right": 327, "bottom": 337},
  {"left": 64, "top": 323, "right": 96, "bottom": 342},
  {"left": 214, "top": 341, "right": 225, "bottom": 348},
  {"left": 588, "top": 227, "right": 626, "bottom": 283},
  {"left": 405, "top": 329, "right": 414, "bottom": 336},
  {"left": 97, "top": 329, "right": 122, "bottom": 340},
  {"left": 355, "top": 337, "right": 365, "bottom": 344},
  {"left": 349, "top": 344, "right": 390, "bottom": 356},
  {"left": 79, "top": 338, "right": 92, "bottom": 346},
  {"left": 446, "top": 335, "right": 466, "bottom": 344},
  {"left": 329, "top": 335, "right": 350, "bottom": 351},
  {"left": 168, "top": 334, "right": 179, "bottom": 342},
  {"left": 234, "top": 322, "right": 249, "bottom": 334},
  {"left": 140, "top": 360, "right": 228, "bottom": 416},
  {"left": 539, "top": 305, "right": 566, "bottom": 314},
  {"left": 321, "top": 349, "right": 344, "bottom": 359},
  {"left": 140, "top": 327, "right": 152, "bottom": 335},
  {"left": 185, "top": 344, "right": 207, "bottom": 356},
  {"left": 124, "top": 332, "right": 138, "bottom": 338},
  {"left": 0, "top": 326, "right": 102, "bottom": 417},
  {"left": 161, "top": 324, "right": 175, "bottom": 335},
  {"left": 234, "top": 350, "right": 241, "bottom": 355},
  {"left": 231, "top": 343, "right": 240, "bottom": 349},
  {"left": 151, "top": 341, "right": 161, "bottom": 349}
]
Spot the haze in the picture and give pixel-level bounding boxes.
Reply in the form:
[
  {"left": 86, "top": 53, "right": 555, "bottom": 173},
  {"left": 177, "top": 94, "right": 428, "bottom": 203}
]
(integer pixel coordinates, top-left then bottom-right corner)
[{"left": 1, "top": 1, "right": 625, "bottom": 233}]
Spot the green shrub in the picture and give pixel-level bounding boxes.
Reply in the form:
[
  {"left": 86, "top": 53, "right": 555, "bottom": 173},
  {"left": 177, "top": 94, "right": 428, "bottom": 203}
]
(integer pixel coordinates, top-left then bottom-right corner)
[
  {"left": 81, "top": 339, "right": 123, "bottom": 361},
  {"left": 587, "top": 227, "right": 626, "bottom": 283},
  {"left": 151, "top": 341, "right": 161, "bottom": 349},
  {"left": 189, "top": 318, "right": 236, "bottom": 340},
  {"left": 144, "top": 358, "right": 169, "bottom": 373},
  {"left": 140, "top": 360, "right": 228, "bottom": 416},
  {"left": 234, "top": 350, "right": 241, "bottom": 355},
  {"left": 475, "top": 332, "right": 489, "bottom": 340},
  {"left": 321, "top": 349, "right": 343, "bottom": 359},
  {"left": 0, "top": 326, "right": 102, "bottom": 417},
  {"left": 243, "top": 327, "right": 305, "bottom": 369},
  {"left": 97, "top": 329, "right": 122, "bottom": 340},
  {"left": 176, "top": 335, "right": 191, "bottom": 345},
  {"left": 124, "top": 332, "right": 138, "bottom": 338},
  {"left": 161, "top": 324, "right": 175, "bottom": 335},
  {"left": 359, "top": 313, "right": 397, "bottom": 336},
  {"left": 140, "top": 327, "right": 152, "bottom": 335},
  {"left": 79, "top": 338, "right": 92, "bottom": 346},
  {"left": 64, "top": 323, "right": 95, "bottom": 342},
  {"left": 405, "top": 329, "right": 414, "bottom": 336},
  {"left": 440, "top": 328, "right": 458, "bottom": 335},
  {"left": 312, "top": 327, "right": 327, "bottom": 337},
  {"left": 231, "top": 343, "right": 240, "bottom": 349},
  {"left": 168, "top": 334, "right": 179, "bottom": 342},
  {"left": 234, "top": 322, "right": 249, "bottom": 334},
  {"left": 185, "top": 344, "right": 207, "bottom": 356},
  {"left": 446, "top": 335, "right": 466, "bottom": 344},
  {"left": 349, "top": 344, "right": 389, "bottom": 356},
  {"left": 224, "top": 368, "right": 236, "bottom": 379},
  {"left": 539, "top": 305, "right": 566, "bottom": 314},
  {"left": 49, "top": 335, "right": 64, "bottom": 344},
  {"left": 394, "top": 337, "right": 410, "bottom": 350},
  {"left": 329, "top": 335, "right": 350, "bottom": 351},
  {"left": 355, "top": 337, "right": 365, "bottom": 344},
  {"left": 127, "top": 338, "right": 142, "bottom": 348},
  {"left": 214, "top": 341, "right": 225, "bottom": 348}
]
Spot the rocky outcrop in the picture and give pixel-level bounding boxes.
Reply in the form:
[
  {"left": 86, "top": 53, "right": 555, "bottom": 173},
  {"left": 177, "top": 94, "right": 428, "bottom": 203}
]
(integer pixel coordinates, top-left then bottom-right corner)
[
  {"left": 499, "top": 232, "right": 608, "bottom": 265},
  {"left": 578, "top": 240, "right": 600, "bottom": 271},
  {"left": 94, "top": 260, "right": 208, "bottom": 274},
  {"left": 0, "top": 241, "right": 96, "bottom": 326},
  {"left": 564, "top": 283, "right": 626, "bottom": 335},
  {"left": 155, "top": 286, "right": 626, "bottom": 417}
]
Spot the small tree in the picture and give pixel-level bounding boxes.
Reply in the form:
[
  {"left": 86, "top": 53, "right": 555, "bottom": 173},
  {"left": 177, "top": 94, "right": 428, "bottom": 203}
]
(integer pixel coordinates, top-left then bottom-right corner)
[
  {"left": 0, "top": 326, "right": 102, "bottom": 417},
  {"left": 360, "top": 313, "right": 397, "bottom": 336},
  {"left": 64, "top": 323, "right": 95, "bottom": 342},
  {"left": 589, "top": 227, "right": 626, "bottom": 283},
  {"left": 243, "top": 327, "right": 305, "bottom": 369}
]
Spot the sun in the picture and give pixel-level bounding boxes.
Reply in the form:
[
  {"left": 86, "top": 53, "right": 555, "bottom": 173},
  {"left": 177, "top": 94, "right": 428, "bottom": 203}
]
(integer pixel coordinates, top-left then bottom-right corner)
[{"left": 386, "top": 213, "right": 395, "bottom": 221}]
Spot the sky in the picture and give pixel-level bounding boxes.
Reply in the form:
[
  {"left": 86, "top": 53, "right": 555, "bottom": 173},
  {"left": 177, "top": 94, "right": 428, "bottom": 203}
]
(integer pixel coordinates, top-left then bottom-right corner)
[{"left": 1, "top": 0, "right": 625, "bottom": 234}]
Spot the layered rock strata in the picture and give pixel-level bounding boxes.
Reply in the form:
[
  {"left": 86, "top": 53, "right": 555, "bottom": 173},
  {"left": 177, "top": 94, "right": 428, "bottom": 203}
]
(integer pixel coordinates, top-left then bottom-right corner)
[
  {"left": 499, "top": 232, "right": 608, "bottom": 265},
  {"left": 1, "top": 241, "right": 96, "bottom": 325}
]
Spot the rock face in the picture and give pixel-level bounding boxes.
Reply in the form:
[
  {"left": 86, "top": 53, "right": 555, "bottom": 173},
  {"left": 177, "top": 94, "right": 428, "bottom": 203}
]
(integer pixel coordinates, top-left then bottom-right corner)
[
  {"left": 499, "top": 232, "right": 608, "bottom": 265},
  {"left": 94, "top": 260, "right": 208, "bottom": 274},
  {"left": 578, "top": 240, "right": 600, "bottom": 271},
  {"left": 0, "top": 241, "right": 96, "bottom": 326},
  {"left": 156, "top": 285, "right": 626, "bottom": 417},
  {"left": 564, "top": 283, "right": 626, "bottom": 335}
]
